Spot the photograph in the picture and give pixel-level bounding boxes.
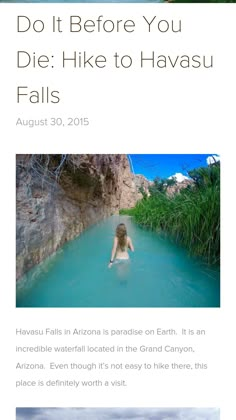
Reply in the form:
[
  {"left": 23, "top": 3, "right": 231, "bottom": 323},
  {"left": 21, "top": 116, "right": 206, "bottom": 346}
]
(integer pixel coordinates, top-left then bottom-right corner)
[
  {"left": 16, "top": 408, "right": 220, "bottom": 420},
  {"left": 16, "top": 154, "right": 220, "bottom": 308}
]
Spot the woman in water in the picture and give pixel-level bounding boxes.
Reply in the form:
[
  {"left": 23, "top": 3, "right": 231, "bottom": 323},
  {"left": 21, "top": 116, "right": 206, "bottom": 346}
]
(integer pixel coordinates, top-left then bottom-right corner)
[{"left": 108, "top": 223, "right": 134, "bottom": 268}]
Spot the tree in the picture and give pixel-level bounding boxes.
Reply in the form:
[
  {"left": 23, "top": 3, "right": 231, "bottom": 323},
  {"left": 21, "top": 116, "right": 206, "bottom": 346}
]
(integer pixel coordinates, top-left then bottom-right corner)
[{"left": 149, "top": 176, "right": 177, "bottom": 196}]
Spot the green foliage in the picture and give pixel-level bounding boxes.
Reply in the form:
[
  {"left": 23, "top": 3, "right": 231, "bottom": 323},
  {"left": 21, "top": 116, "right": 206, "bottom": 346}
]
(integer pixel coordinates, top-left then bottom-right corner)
[
  {"left": 119, "top": 208, "right": 135, "bottom": 216},
  {"left": 138, "top": 186, "right": 148, "bottom": 200},
  {"left": 149, "top": 176, "right": 177, "bottom": 195},
  {"left": 188, "top": 163, "right": 220, "bottom": 189},
  {"left": 128, "top": 164, "right": 220, "bottom": 265}
]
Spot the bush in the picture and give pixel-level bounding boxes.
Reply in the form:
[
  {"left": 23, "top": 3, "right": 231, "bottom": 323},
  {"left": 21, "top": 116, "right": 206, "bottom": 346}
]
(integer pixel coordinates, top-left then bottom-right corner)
[{"left": 123, "top": 163, "right": 220, "bottom": 265}]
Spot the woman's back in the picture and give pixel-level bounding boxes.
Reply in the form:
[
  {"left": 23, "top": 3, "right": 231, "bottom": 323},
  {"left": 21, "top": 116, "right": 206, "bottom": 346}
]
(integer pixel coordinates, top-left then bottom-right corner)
[
  {"left": 108, "top": 223, "right": 134, "bottom": 267},
  {"left": 116, "top": 235, "right": 130, "bottom": 259}
]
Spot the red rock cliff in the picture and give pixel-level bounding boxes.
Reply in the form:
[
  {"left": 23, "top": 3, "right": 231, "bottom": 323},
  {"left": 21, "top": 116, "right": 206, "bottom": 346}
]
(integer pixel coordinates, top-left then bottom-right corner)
[{"left": 16, "top": 154, "right": 144, "bottom": 279}]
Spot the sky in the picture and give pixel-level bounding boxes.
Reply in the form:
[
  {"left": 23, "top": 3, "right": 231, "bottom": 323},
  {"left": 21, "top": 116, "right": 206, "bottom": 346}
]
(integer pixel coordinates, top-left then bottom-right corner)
[
  {"left": 128, "top": 155, "right": 220, "bottom": 181},
  {"left": 16, "top": 408, "right": 219, "bottom": 420}
]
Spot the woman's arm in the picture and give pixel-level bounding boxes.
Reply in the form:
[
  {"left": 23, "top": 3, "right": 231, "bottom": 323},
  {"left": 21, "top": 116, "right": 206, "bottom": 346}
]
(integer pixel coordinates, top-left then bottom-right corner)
[
  {"left": 128, "top": 236, "right": 134, "bottom": 252},
  {"left": 108, "top": 237, "right": 118, "bottom": 268}
]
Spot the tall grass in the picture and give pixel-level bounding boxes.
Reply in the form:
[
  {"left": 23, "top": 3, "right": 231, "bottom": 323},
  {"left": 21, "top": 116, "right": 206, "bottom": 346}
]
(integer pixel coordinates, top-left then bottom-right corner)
[{"left": 121, "top": 164, "right": 220, "bottom": 265}]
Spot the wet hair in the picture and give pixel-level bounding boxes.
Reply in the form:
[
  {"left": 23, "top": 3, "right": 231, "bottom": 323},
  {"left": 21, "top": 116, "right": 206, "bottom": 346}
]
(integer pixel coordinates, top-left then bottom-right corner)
[{"left": 116, "top": 223, "right": 127, "bottom": 251}]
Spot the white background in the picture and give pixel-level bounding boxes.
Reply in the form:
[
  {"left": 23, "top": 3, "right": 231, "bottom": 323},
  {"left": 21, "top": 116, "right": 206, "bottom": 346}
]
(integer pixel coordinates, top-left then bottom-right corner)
[{"left": 0, "top": 4, "right": 236, "bottom": 420}]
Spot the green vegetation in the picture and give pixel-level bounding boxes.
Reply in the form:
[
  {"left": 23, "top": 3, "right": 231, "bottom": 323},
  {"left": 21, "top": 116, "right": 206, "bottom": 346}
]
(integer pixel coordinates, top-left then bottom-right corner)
[
  {"left": 120, "top": 163, "right": 220, "bottom": 265},
  {"left": 119, "top": 208, "right": 135, "bottom": 216}
]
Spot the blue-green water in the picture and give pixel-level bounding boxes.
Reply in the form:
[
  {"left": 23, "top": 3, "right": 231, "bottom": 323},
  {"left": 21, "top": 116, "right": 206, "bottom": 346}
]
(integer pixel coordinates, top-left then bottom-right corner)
[{"left": 16, "top": 215, "right": 220, "bottom": 308}]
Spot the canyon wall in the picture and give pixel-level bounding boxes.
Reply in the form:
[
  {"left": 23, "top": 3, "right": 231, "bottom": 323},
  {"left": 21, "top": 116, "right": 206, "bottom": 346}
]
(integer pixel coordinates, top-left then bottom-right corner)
[
  {"left": 16, "top": 154, "right": 144, "bottom": 279},
  {"left": 166, "top": 179, "right": 193, "bottom": 197}
]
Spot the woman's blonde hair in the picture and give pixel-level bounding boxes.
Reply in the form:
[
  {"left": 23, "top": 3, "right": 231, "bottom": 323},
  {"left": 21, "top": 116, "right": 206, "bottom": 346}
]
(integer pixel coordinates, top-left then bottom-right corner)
[{"left": 116, "top": 223, "right": 127, "bottom": 250}]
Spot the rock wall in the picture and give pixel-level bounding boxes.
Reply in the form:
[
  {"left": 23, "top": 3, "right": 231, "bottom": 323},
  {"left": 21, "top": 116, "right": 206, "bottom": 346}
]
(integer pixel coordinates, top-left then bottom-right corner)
[
  {"left": 16, "top": 154, "right": 143, "bottom": 280},
  {"left": 166, "top": 179, "right": 193, "bottom": 197},
  {"left": 134, "top": 174, "right": 152, "bottom": 197}
]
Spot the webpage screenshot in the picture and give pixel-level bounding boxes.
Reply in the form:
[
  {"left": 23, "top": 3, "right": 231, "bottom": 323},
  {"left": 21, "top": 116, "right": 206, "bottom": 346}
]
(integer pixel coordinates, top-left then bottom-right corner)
[{"left": 0, "top": 0, "right": 235, "bottom": 420}]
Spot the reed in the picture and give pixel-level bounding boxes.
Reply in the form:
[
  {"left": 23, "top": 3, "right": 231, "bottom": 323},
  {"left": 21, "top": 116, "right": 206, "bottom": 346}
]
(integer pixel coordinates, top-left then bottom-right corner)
[{"left": 121, "top": 164, "right": 220, "bottom": 264}]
